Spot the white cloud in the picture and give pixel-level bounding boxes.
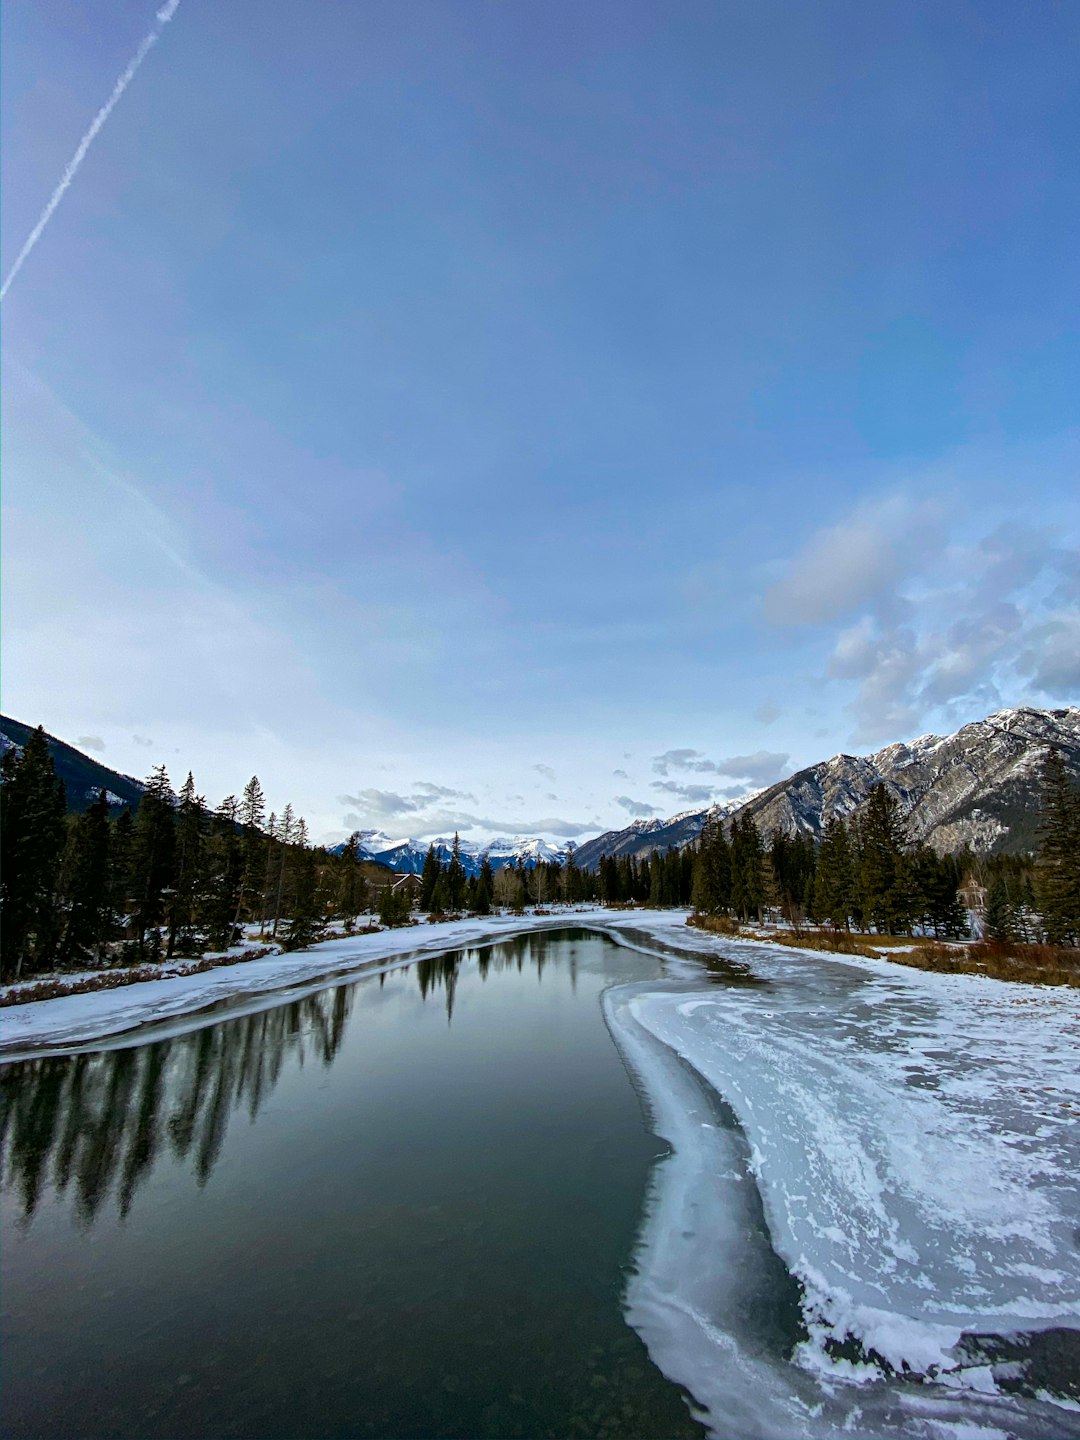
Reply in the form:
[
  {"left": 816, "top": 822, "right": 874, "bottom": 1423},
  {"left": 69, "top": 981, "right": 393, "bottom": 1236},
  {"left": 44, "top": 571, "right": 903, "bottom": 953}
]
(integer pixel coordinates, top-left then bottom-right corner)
[
  {"left": 615, "top": 795, "right": 662, "bottom": 817},
  {"left": 762, "top": 495, "right": 943, "bottom": 627},
  {"left": 76, "top": 734, "right": 106, "bottom": 752},
  {"left": 651, "top": 780, "right": 717, "bottom": 804}
]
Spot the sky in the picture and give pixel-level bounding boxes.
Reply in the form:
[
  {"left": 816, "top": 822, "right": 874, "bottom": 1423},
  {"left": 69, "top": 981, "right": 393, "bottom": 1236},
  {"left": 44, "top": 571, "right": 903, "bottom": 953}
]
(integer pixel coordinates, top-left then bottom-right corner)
[{"left": 2, "top": 0, "right": 1078, "bottom": 846}]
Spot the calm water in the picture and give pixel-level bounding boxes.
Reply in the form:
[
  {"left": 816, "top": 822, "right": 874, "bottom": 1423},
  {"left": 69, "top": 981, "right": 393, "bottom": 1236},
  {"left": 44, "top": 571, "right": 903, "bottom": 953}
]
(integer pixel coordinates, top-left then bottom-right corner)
[{"left": 1, "top": 930, "right": 707, "bottom": 1439}]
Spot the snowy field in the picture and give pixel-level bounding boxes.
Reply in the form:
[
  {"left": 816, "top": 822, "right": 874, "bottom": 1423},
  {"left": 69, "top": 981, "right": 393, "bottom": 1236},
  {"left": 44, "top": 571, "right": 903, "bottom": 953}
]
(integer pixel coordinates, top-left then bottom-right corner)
[{"left": 3, "top": 908, "right": 1078, "bottom": 1435}]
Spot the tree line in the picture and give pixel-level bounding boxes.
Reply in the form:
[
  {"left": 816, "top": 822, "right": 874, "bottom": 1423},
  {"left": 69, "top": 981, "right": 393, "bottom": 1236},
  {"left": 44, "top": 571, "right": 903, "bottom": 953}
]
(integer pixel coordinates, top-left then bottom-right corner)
[
  {"left": 0, "top": 728, "right": 382, "bottom": 982},
  {"left": 691, "top": 756, "right": 1080, "bottom": 945}
]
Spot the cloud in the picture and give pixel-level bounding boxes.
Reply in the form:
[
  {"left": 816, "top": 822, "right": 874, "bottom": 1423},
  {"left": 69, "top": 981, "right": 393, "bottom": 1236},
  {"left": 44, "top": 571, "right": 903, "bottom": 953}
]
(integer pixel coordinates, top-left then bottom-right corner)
[
  {"left": 762, "top": 496, "right": 943, "bottom": 627},
  {"left": 652, "top": 748, "right": 789, "bottom": 786},
  {"left": 754, "top": 703, "right": 780, "bottom": 725},
  {"left": 338, "top": 786, "right": 594, "bottom": 839},
  {"left": 339, "top": 787, "right": 419, "bottom": 818},
  {"left": 712, "top": 751, "right": 790, "bottom": 785},
  {"left": 615, "top": 795, "right": 662, "bottom": 817},
  {"left": 612, "top": 768, "right": 629, "bottom": 780},
  {"left": 1018, "top": 615, "right": 1080, "bottom": 696},
  {"left": 76, "top": 734, "right": 105, "bottom": 752},
  {"left": 531, "top": 764, "right": 556, "bottom": 782},
  {"left": 650, "top": 780, "right": 717, "bottom": 804},
  {"left": 412, "top": 781, "right": 476, "bottom": 803},
  {"left": 652, "top": 748, "right": 717, "bottom": 776},
  {"left": 132, "top": 734, "right": 154, "bottom": 747}
]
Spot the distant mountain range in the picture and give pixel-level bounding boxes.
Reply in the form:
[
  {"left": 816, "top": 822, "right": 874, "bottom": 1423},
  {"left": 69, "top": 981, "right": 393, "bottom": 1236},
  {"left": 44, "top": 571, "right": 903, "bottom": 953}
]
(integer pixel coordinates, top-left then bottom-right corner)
[
  {"left": 0, "top": 716, "right": 144, "bottom": 813},
  {"left": 5, "top": 704, "right": 1076, "bottom": 864},
  {"left": 574, "top": 707, "right": 1080, "bottom": 866},
  {"left": 340, "top": 831, "right": 571, "bottom": 876}
]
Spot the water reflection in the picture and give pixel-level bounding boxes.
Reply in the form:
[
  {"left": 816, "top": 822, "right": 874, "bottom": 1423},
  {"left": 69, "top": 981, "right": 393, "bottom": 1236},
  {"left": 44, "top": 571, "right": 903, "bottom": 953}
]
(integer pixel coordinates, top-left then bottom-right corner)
[
  {"left": 0, "top": 932, "right": 587, "bottom": 1229},
  {"left": 0, "top": 985, "right": 354, "bottom": 1227}
]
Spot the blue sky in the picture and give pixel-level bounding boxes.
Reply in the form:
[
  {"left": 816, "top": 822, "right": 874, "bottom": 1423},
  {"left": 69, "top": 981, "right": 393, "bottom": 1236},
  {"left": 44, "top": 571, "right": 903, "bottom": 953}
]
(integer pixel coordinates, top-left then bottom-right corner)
[{"left": 2, "top": 0, "right": 1078, "bottom": 843}]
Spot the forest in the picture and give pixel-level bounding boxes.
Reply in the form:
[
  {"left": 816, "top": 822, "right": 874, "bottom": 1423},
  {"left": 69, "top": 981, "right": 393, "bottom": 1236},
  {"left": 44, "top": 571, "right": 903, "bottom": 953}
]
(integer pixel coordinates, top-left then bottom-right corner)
[{"left": 1, "top": 725, "right": 1078, "bottom": 986}]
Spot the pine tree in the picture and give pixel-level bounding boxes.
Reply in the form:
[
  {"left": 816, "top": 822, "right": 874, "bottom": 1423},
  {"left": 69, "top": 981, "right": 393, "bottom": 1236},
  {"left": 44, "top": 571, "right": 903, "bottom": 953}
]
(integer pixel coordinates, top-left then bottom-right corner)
[
  {"left": 0, "top": 727, "right": 68, "bottom": 979},
  {"left": 60, "top": 789, "right": 113, "bottom": 962},
  {"left": 271, "top": 804, "right": 295, "bottom": 938},
  {"left": 419, "top": 844, "right": 442, "bottom": 911},
  {"left": 475, "top": 857, "right": 494, "bottom": 915},
  {"left": 109, "top": 808, "right": 135, "bottom": 946},
  {"left": 815, "top": 816, "right": 855, "bottom": 929},
  {"left": 983, "top": 877, "right": 1016, "bottom": 942},
  {"left": 131, "top": 766, "right": 177, "bottom": 961},
  {"left": 1035, "top": 750, "right": 1080, "bottom": 946},
  {"left": 447, "top": 833, "right": 466, "bottom": 911},
  {"left": 202, "top": 796, "right": 245, "bottom": 951},
  {"left": 282, "top": 845, "right": 321, "bottom": 950},
  {"left": 858, "top": 785, "right": 907, "bottom": 933},
  {"left": 168, "top": 773, "right": 207, "bottom": 956},
  {"left": 238, "top": 776, "right": 267, "bottom": 926},
  {"left": 337, "top": 834, "right": 369, "bottom": 927}
]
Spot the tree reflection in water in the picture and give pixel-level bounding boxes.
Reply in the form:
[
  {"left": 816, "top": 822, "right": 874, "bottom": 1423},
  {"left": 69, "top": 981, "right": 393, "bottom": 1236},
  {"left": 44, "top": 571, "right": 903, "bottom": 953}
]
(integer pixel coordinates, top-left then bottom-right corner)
[
  {"left": 0, "top": 984, "right": 354, "bottom": 1228},
  {"left": 0, "top": 932, "right": 587, "bottom": 1230}
]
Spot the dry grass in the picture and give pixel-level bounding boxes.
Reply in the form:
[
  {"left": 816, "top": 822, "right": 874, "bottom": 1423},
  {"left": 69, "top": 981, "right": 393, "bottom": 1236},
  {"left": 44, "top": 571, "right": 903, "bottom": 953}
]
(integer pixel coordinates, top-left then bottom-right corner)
[{"left": 686, "top": 914, "right": 1080, "bottom": 988}]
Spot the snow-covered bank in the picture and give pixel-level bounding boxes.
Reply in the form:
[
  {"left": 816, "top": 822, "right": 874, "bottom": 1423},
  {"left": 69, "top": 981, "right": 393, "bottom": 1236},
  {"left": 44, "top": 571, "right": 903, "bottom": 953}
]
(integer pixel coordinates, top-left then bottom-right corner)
[
  {"left": 0, "top": 908, "right": 620, "bottom": 1057},
  {"left": 601, "top": 914, "right": 1080, "bottom": 1434}
]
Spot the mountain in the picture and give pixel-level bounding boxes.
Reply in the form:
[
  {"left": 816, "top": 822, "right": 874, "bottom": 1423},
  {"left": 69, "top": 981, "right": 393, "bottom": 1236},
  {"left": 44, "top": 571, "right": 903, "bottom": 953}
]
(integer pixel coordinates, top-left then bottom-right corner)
[
  {"left": 340, "top": 831, "right": 571, "bottom": 876},
  {"left": 574, "top": 706, "right": 1080, "bottom": 866},
  {"left": 0, "top": 716, "right": 144, "bottom": 814},
  {"left": 739, "top": 706, "right": 1080, "bottom": 855},
  {"left": 571, "top": 800, "right": 752, "bottom": 871}
]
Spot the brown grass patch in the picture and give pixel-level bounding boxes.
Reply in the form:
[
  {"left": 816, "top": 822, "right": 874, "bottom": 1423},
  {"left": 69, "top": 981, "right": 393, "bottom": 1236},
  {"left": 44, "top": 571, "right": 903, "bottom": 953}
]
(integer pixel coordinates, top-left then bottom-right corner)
[{"left": 686, "top": 914, "right": 1080, "bottom": 988}]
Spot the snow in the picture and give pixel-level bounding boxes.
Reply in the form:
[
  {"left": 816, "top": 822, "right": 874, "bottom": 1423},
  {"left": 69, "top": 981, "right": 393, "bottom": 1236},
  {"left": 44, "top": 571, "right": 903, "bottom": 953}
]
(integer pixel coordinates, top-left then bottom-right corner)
[
  {"left": 3, "top": 908, "right": 1077, "bottom": 1435},
  {"left": 599, "top": 916, "right": 1080, "bottom": 1435}
]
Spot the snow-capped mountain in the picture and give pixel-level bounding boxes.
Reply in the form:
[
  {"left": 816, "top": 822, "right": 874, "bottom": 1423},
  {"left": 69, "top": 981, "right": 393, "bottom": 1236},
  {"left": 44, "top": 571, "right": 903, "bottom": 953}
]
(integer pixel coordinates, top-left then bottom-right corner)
[
  {"left": 574, "top": 707, "right": 1080, "bottom": 867},
  {"left": 342, "top": 832, "right": 572, "bottom": 876},
  {"left": 740, "top": 705, "right": 1080, "bottom": 854},
  {"left": 572, "top": 795, "right": 753, "bottom": 871}
]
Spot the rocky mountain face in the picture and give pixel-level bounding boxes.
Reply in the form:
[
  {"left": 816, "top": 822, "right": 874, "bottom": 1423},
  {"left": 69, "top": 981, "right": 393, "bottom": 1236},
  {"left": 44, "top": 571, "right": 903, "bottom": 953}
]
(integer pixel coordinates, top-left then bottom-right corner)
[
  {"left": 575, "top": 707, "right": 1080, "bottom": 866},
  {"left": 742, "top": 706, "right": 1080, "bottom": 855},
  {"left": 571, "top": 799, "right": 751, "bottom": 872}
]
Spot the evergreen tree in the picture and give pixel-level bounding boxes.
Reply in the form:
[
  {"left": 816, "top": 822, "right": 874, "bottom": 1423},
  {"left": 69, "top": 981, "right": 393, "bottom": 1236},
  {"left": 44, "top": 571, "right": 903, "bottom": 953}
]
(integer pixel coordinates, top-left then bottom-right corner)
[
  {"left": 60, "top": 789, "right": 113, "bottom": 962},
  {"left": 337, "top": 834, "right": 369, "bottom": 927},
  {"left": 419, "top": 844, "right": 442, "bottom": 911},
  {"left": 858, "top": 785, "right": 908, "bottom": 933},
  {"left": 730, "top": 813, "right": 764, "bottom": 920},
  {"left": 1035, "top": 750, "right": 1080, "bottom": 946},
  {"left": 0, "top": 726, "right": 68, "bottom": 979},
  {"left": 815, "top": 816, "right": 856, "bottom": 929},
  {"left": 475, "top": 857, "right": 494, "bottom": 915},
  {"left": 131, "top": 766, "right": 177, "bottom": 961},
  {"left": 282, "top": 845, "right": 321, "bottom": 950},
  {"left": 203, "top": 796, "right": 245, "bottom": 951},
  {"left": 168, "top": 773, "right": 207, "bottom": 956},
  {"left": 562, "top": 843, "right": 580, "bottom": 904},
  {"left": 378, "top": 882, "right": 411, "bottom": 928},
  {"left": 109, "top": 807, "right": 136, "bottom": 946},
  {"left": 271, "top": 804, "right": 296, "bottom": 938},
  {"left": 447, "top": 833, "right": 467, "bottom": 911},
  {"left": 238, "top": 776, "right": 267, "bottom": 926},
  {"left": 983, "top": 876, "right": 1017, "bottom": 942}
]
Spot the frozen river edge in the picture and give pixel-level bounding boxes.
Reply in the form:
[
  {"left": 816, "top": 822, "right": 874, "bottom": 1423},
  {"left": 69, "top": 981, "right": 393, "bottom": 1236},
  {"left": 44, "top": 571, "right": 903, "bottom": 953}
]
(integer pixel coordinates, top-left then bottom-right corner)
[{"left": 3, "top": 910, "right": 1079, "bottom": 1437}]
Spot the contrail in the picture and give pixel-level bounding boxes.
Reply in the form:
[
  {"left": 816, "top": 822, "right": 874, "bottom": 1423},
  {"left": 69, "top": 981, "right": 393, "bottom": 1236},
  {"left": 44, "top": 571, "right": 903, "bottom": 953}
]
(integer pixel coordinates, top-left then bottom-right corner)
[{"left": 0, "top": 0, "right": 182, "bottom": 302}]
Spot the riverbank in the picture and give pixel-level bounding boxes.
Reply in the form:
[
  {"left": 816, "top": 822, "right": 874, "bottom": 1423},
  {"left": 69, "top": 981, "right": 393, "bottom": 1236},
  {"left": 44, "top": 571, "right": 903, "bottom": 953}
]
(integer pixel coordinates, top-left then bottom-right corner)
[
  {"left": 0, "top": 907, "right": 627, "bottom": 1057},
  {"left": 687, "top": 913, "right": 1080, "bottom": 987},
  {"left": 5, "top": 905, "right": 1080, "bottom": 1057}
]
